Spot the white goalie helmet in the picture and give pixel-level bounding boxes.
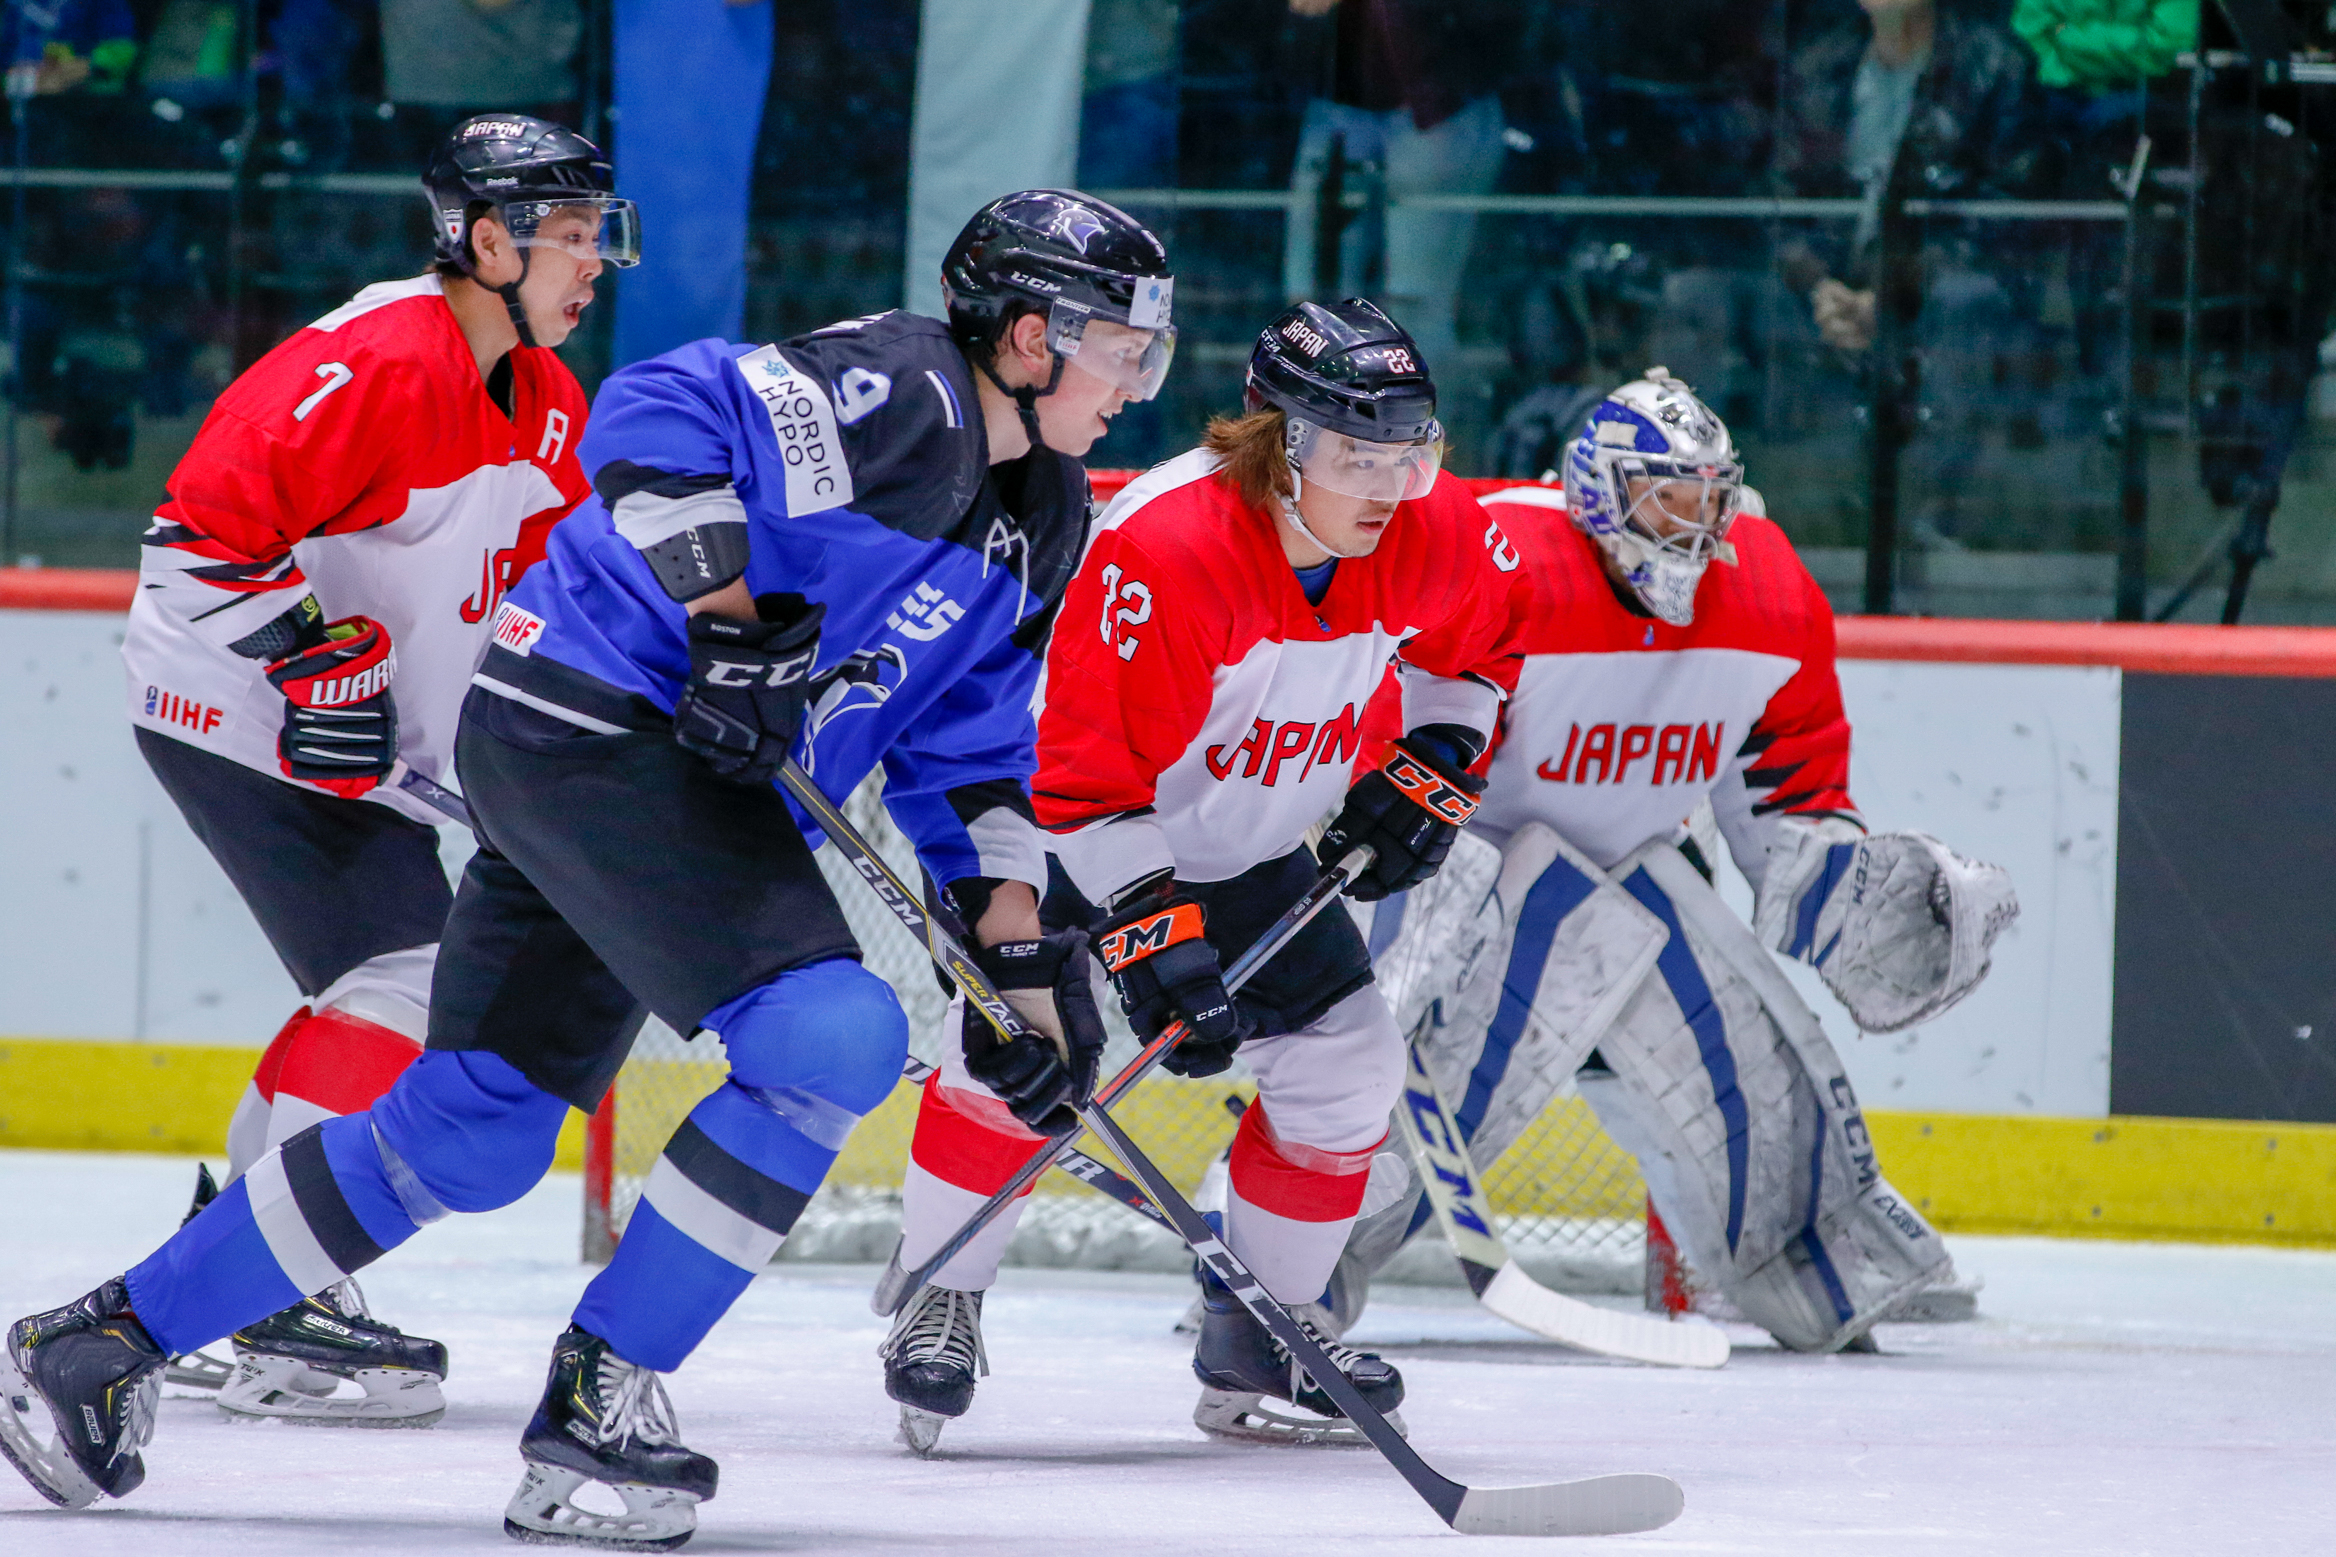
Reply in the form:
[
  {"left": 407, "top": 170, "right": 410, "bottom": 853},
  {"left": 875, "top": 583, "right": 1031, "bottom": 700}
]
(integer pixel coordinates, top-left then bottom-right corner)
[{"left": 1562, "top": 368, "right": 1744, "bottom": 626}]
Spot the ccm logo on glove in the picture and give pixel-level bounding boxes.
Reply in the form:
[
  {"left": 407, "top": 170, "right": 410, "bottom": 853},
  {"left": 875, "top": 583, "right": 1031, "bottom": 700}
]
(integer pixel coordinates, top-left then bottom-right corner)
[
  {"left": 1382, "top": 747, "right": 1481, "bottom": 826},
  {"left": 701, "top": 647, "right": 815, "bottom": 689},
  {"left": 1095, "top": 901, "right": 1204, "bottom": 973}
]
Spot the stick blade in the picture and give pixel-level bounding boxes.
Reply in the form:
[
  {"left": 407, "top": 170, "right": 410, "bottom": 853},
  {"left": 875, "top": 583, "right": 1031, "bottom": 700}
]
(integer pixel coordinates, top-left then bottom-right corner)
[
  {"left": 1450, "top": 1473, "right": 1684, "bottom": 1538},
  {"left": 1480, "top": 1263, "right": 1731, "bottom": 1369},
  {"left": 869, "top": 1247, "right": 909, "bottom": 1317}
]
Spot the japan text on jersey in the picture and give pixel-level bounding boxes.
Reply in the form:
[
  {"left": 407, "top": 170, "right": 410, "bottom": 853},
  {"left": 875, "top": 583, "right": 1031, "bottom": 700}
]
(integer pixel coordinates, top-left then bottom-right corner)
[
  {"left": 121, "top": 274, "right": 592, "bottom": 825},
  {"left": 1465, "top": 485, "right": 1858, "bottom": 874},
  {"left": 483, "top": 311, "right": 1090, "bottom": 890},
  {"left": 1034, "top": 448, "right": 1527, "bottom": 896}
]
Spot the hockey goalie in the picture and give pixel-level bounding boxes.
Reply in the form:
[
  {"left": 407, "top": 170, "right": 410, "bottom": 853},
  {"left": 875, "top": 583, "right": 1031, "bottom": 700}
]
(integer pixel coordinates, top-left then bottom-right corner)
[{"left": 1354, "top": 368, "right": 2018, "bottom": 1353}]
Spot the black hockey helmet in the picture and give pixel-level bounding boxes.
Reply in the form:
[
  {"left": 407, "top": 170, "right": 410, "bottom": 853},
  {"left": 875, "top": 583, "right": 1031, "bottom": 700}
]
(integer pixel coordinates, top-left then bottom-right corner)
[
  {"left": 942, "top": 189, "right": 1175, "bottom": 445},
  {"left": 424, "top": 114, "right": 637, "bottom": 344},
  {"left": 1246, "top": 300, "right": 1443, "bottom": 508},
  {"left": 1244, "top": 298, "right": 1438, "bottom": 444}
]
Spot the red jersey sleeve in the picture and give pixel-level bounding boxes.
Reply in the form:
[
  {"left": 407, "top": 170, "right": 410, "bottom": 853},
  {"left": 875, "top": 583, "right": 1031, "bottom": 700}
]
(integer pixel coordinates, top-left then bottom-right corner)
[
  {"left": 1032, "top": 523, "right": 1225, "bottom": 899},
  {"left": 1712, "top": 555, "right": 1861, "bottom": 872},
  {"left": 144, "top": 333, "right": 408, "bottom": 646}
]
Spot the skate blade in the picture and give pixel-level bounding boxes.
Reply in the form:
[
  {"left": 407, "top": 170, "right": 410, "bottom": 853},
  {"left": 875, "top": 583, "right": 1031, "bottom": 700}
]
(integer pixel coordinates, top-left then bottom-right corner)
[
  {"left": 504, "top": 1460, "right": 699, "bottom": 1550},
  {"left": 0, "top": 1342, "right": 103, "bottom": 1509},
  {"left": 218, "top": 1356, "right": 446, "bottom": 1428},
  {"left": 1191, "top": 1387, "right": 1404, "bottom": 1448},
  {"left": 896, "top": 1406, "right": 950, "bottom": 1458},
  {"left": 164, "top": 1348, "right": 234, "bottom": 1393}
]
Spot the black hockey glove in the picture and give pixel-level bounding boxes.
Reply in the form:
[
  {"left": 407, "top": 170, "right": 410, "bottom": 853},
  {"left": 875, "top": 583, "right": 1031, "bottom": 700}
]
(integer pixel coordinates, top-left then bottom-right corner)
[
  {"left": 1093, "top": 887, "right": 1251, "bottom": 1079},
  {"left": 961, "top": 929, "right": 1106, "bottom": 1137},
  {"left": 264, "top": 615, "right": 398, "bottom": 799},
  {"left": 671, "top": 592, "right": 825, "bottom": 786},
  {"left": 1318, "top": 727, "right": 1486, "bottom": 902}
]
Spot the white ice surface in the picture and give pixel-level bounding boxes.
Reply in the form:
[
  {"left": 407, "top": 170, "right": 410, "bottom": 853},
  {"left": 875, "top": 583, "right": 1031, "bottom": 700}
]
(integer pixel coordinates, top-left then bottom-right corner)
[{"left": 2, "top": 1150, "right": 2330, "bottom": 1555}]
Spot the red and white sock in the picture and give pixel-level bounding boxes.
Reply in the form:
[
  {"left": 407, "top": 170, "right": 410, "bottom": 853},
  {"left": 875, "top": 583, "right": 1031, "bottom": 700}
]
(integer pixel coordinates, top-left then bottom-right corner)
[
  {"left": 896, "top": 1021, "right": 1048, "bottom": 1291},
  {"left": 226, "top": 946, "right": 435, "bottom": 1181},
  {"left": 1222, "top": 1101, "right": 1382, "bottom": 1304},
  {"left": 225, "top": 1007, "right": 307, "bottom": 1180}
]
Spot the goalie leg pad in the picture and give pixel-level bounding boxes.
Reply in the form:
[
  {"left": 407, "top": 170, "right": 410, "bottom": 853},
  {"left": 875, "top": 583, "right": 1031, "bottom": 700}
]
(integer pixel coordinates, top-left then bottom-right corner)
[
  {"left": 1578, "top": 843, "right": 1952, "bottom": 1352},
  {"left": 1345, "top": 824, "right": 1668, "bottom": 1284}
]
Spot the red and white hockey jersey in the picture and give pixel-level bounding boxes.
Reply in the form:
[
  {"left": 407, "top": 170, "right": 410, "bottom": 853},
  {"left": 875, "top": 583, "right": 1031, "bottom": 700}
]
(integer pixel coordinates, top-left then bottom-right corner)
[
  {"left": 1466, "top": 484, "right": 1858, "bottom": 886},
  {"left": 123, "top": 274, "right": 591, "bottom": 824},
  {"left": 1035, "top": 448, "right": 1526, "bottom": 899}
]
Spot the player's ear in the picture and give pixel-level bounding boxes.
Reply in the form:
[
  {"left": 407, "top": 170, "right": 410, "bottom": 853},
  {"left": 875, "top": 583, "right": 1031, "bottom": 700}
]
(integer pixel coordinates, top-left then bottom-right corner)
[
  {"left": 1002, "top": 311, "right": 1050, "bottom": 378},
  {"left": 469, "top": 214, "right": 517, "bottom": 281}
]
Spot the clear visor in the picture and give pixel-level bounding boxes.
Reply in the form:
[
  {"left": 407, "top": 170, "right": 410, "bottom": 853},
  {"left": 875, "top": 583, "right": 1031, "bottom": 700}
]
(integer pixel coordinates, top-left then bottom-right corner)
[
  {"left": 1045, "top": 300, "right": 1176, "bottom": 401},
  {"left": 1615, "top": 456, "right": 1742, "bottom": 556},
  {"left": 504, "top": 196, "right": 641, "bottom": 268},
  {"left": 1288, "top": 417, "right": 1444, "bottom": 503}
]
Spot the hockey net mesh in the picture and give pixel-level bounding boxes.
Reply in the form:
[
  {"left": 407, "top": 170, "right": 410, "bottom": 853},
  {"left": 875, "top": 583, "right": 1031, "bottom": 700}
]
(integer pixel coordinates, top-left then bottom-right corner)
[{"left": 589, "top": 779, "right": 1648, "bottom": 1291}]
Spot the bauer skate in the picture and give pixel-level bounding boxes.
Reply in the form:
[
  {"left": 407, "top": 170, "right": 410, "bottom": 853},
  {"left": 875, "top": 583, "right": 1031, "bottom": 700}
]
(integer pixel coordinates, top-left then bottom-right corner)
[
  {"left": 218, "top": 1278, "right": 448, "bottom": 1427},
  {"left": 880, "top": 1284, "right": 986, "bottom": 1457},
  {"left": 0, "top": 1277, "right": 165, "bottom": 1508},
  {"left": 504, "top": 1325, "right": 716, "bottom": 1551},
  {"left": 1191, "top": 1269, "right": 1404, "bottom": 1447},
  {"left": 162, "top": 1164, "right": 234, "bottom": 1393}
]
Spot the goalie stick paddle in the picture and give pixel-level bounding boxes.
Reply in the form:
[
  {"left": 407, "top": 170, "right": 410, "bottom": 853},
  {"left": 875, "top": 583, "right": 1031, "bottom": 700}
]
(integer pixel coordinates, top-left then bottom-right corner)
[
  {"left": 864, "top": 837, "right": 1375, "bottom": 1317},
  {"left": 1077, "top": 1101, "right": 1685, "bottom": 1538},
  {"left": 1394, "top": 1023, "right": 1730, "bottom": 1370}
]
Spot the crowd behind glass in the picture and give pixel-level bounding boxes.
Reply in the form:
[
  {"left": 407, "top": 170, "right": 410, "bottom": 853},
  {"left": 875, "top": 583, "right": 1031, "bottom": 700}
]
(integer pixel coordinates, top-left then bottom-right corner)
[{"left": 7, "top": 0, "right": 2333, "bottom": 622}]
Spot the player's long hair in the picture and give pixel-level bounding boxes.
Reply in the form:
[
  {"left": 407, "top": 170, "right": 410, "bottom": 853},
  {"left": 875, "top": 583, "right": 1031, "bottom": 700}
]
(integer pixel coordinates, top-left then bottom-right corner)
[{"left": 1203, "top": 407, "right": 1294, "bottom": 513}]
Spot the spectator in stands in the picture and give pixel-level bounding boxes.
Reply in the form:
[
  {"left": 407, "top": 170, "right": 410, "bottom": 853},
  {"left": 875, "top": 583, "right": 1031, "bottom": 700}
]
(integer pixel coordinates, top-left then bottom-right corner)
[
  {"left": 3, "top": 0, "right": 135, "bottom": 98},
  {"left": 1280, "top": 0, "right": 1516, "bottom": 453},
  {"left": 1774, "top": 0, "right": 2047, "bottom": 545}
]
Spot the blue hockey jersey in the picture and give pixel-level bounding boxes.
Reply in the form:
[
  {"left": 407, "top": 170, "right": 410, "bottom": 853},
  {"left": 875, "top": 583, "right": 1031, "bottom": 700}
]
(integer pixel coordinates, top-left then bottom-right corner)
[{"left": 474, "top": 311, "right": 1088, "bottom": 890}]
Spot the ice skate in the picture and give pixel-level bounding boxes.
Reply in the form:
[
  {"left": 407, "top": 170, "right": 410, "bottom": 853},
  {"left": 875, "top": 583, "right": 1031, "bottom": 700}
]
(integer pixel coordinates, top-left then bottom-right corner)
[
  {"left": 1191, "top": 1270, "right": 1404, "bottom": 1447},
  {"left": 0, "top": 1277, "right": 165, "bottom": 1508},
  {"left": 218, "top": 1278, "right": 448, "bottom": 1427},
  {"left": 163, "top": 1164, "right": 234, "bottom": 1393},
  {"left": 504, "top": 1326, "right": 715, "bottom": 1550},
  {"left": 880, "top": 1284, "right": 987, "bottom": 1457}
]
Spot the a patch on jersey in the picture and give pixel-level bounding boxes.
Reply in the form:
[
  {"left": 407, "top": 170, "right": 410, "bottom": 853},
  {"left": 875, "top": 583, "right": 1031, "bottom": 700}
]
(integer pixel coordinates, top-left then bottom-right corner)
[
  {"left": 834, "top": 366, "right": 891, "bottom": 425},
  {"left": 491, "top": 600, "right": 547, "bottom": 656},
  {"left": 737, "top": 344, "right": 855, "bottom": 515}
]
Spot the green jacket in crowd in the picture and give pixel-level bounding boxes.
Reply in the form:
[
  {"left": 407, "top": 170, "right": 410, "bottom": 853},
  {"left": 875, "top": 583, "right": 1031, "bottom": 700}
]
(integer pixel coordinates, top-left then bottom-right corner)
[{"left": 2012, "top": 0, "right": 2199, "bottom": 90}]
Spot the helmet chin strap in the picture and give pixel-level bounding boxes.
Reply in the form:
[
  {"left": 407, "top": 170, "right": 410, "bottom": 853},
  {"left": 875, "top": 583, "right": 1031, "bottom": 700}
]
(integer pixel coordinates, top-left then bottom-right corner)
[
  {"left": 1276, "top": 464, "right": 1368, "bottom": 561},
  {"left": 465, "top": 212, "right": 538, "bottom": 349},
  {"left": 973, "top": 337, "right": 1067, "bottom": 454}
]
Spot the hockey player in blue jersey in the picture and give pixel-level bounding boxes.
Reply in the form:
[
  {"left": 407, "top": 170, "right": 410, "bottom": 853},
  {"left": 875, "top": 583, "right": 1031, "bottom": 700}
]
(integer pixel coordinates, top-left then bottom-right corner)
[{"left": 0, "top": 190, "right": 1175, "bottom": 1550}]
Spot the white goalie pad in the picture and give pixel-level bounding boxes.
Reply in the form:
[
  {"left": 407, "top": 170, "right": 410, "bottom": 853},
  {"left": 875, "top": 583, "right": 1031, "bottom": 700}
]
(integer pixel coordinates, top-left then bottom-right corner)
[
  {"left": 1579, "top": 841, "right": 1952, "bottom": 1351},
  {"left": 1345, "top": 824, "right": 1668, "bottom": 1277},
  {"left": 1752, "top": 825, "right": 2021, "bottom": 1033}
]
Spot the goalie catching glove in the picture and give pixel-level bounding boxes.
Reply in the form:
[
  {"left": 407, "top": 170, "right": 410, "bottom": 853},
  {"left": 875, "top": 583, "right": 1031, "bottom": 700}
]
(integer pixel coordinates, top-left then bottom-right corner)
[
  {"left": 672, "top": 592, "right": 824, "bottom": 786},
  {"left": 262, "top": 613, "right": 398, "bottom": 799},
  {"left": 960, "top": 929, "right": 1106, "bottom": 1136},
  {"left": 1093, "top": 884, "right": 1250, "bottom": 1078},
  {"left": 1318, "top": 727, "right": 1487, "bottom": 902},
  {"left": 1753, "top": 823, "right": 2019, "bottom": 1032}
]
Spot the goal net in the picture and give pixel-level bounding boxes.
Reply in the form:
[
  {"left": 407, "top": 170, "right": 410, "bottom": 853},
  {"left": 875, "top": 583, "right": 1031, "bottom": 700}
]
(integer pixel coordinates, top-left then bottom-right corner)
[{"left": 583, "top": 779, "right": 1652, "bottom": 1294}]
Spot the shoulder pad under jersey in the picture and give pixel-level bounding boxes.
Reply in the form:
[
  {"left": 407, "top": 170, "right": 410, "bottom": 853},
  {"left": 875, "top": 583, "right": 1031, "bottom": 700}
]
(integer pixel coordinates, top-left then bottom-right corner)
[{"left": 770, "top": 312, "right": 987, "bottom": 541}]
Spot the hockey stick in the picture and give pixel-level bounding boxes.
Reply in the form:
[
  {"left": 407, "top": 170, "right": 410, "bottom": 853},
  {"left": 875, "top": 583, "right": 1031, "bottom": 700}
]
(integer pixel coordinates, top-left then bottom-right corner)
[
  {"left": 868, "top": 844, "right": 1371, "bottom": 1317},
  {"left": 1077, "top": 1102, "right": 1685, "bottom": 1537},
  {"left": 387, "top": 761, "right": 475, "bottom": 830},
  {"left": 1394, "top": 1020, "right": 1730, "bottom": 1369},
  {"left": 897, "top": 1055, "right": 1174, "bottom": 1233}
]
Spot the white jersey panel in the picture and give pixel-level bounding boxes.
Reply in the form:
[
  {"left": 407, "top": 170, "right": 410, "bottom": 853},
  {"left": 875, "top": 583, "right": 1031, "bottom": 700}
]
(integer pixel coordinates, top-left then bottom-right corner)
[{"left": 1477, "top": 646, "right": 1798, "bottom": 868}]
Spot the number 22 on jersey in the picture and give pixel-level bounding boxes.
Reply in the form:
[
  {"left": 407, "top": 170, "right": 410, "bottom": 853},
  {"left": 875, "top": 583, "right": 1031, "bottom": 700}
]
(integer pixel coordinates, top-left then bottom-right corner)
[{"left": 1097, "top": 563, "right": 1152, "bottom": 661}]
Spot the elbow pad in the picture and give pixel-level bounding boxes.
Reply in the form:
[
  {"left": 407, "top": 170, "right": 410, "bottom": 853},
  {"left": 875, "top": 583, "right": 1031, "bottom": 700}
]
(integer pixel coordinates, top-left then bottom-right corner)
[{"left": 599, "top": 461, "right": 751, "bottom": 603}]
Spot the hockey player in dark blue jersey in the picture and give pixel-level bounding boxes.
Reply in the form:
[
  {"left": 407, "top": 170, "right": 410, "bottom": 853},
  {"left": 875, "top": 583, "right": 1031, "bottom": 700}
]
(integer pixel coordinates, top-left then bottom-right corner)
[{"left": 0, "top": 190, "right": 1175, "bottom": 1550}]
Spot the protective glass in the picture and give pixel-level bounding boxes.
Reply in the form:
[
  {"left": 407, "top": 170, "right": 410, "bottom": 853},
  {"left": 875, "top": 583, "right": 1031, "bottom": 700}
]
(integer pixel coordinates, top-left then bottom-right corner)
[
  {"left": 1046, "top": 300, "right": 1176, "bottom": 401},
  {"left": 1288, "top": 417, "right": 1444, "bottom": 503},
  {"left": 505, "top": 196, "right": 641, "bottom": 268},
  {"left": 1612, "top": 455, "right": 1742, "bottom": 557}
]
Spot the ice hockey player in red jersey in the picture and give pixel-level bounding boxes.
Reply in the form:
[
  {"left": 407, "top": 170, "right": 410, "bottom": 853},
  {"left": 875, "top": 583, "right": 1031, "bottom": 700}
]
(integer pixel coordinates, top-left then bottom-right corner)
[
  {"left": 115, "top": 114, "right": 630, "bottom": 1421},
  {"left": 880, "top": 298, "right": 1525, "bottom": 1452},
  {"left": 1352, "top": 368, "right": 2019, "bottom": 1352}
]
